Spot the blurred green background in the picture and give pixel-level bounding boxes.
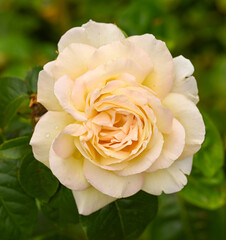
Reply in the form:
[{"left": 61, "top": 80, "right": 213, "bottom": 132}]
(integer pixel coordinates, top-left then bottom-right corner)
[{"left": 0, "top": 0, "right": 225, "bottom": 239}]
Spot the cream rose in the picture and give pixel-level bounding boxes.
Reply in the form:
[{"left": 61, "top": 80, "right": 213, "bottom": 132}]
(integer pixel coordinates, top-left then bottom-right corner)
[{"left": 30, "top": 20, "right": 205, "bottom": 215}]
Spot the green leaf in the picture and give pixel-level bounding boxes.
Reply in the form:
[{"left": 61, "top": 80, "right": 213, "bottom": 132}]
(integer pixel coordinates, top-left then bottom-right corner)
[
  {"left": 19, "top": 152, "right": 59, "bottom": 202},
  {"left": 144, "top": 194, "right": 225, "bottom": 240},
  {"left": 32, "top": 222, "right": 86, "bottom": 240},
  {"left": 178, "top": 170, "right": 225, "bottom": 210},
  {"left": 179, "top": 112, "right": 225, "bottom": 210},
  {"left": 25, "top": 66, "right": 42, "bottom": 94},
  {"left": 3, "top": 95, "right": 29, "bottom": 128},
  {"left": 0, "top": 77, "right": 28, "bottom": 129},
  {"left": 80, "top": 191, "right": 158, "bottom": 240},
  {"left": 41, "top": 185, "right": 79, "bottom": 226},
  {"left": 0, "top": 157, "right": 38, "bottom": 240},
  {"left": 3, "top": 116, "right": 33, "bottom": 140},
  {"left": 0, "top": 136, "right": 30, "bottom": 159},
  {"left": 193, "top": 113, "right": 224, "bottom": 177}
]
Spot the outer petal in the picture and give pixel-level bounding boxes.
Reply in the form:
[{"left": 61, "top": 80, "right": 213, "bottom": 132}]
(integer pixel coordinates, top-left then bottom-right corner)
[
  {"left": 82, "top": 20, "right": 125, "bottom": 48},
  {"left": 172, "top": 56, "right": 199, "bottom": 104},
  {"left": 37, "top": 61, "right": 62, "bottom": 111},
  {"left": 148, "top": 95, "right": 173, "bottom": 134},
  {"left": 148, "top": 118, "right": 185, "bottom": 172},
  {"left": 127, "top": 34, "right": 174, "bottom": 98},
  {"left": 83, "top": 159, "right": 144, "bottom": 198},
  {"left": 30, "top": 111, "right": 74, "bottom": 167},
  {"left": 54, "top": 75, "right": 87, "bottom": 121},
  {"left": 163, "top": 93, "right": 205, "bottom": 159},
  {"left": 58, "top": 27, "right": 89, "bottom": 52},
  {"left": 58, "top": 20, "right": 125, "bottom": 51},
  {"left": 89, "top": 40, "right": 152, "bottom": 80},
  {"left": 142, "top": 157, "right": 193, "bottom": 195},
  {"left": 54, "top": 43, "right": 96, "bottom": 80},
  {"left": 49, "top": 146, "right": 90, "bottom": 190},
  {"left": 73, "top": 187, "right": 116, "bottom": 215}
]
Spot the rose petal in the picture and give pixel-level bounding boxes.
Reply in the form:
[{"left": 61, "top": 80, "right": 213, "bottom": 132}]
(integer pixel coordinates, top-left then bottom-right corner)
[
  {"left": 52, "top": 123, "right": 87, "bottom": 159},
  {"left": 127, "top": 34, "right": 174, "bottom": 98},
  {"left": 83, "top": 159, "right": 144, "bottom": 198},
  {"left": 30, "top": 111, "right": 74, "bottom": 166},
  {"left": 52, "top": 133, "right": 75, "bottom": 159},
  {"left": 89, "top": 40, "right": 152, "bottom": 81},
  {"left": 63, "top": 123, "right": 87, "bottom": 136},
  {"left": 54, "top": 75, "right": 87, "bottom": 121},
  {"left": 148, "top": 118, "right": 185, "bottom": 172},
  {"left": 95, "top": 95, "right": 145, "bottom": 117},
  {"left": 172, "top": 56, "right": 199, "bottom": 103},
  {"left": 54, "top": 43, "right": 96, "bottom": 80},
  {"left": 111, "top": 86, "right": 173, "bottom": 133},
  {"left": 52, "top": 123, "right": 87, "bottom": 158},
  {"left": 58, "top": 27, "right": 89, "bottom": 52},
  {"left": 92, "top": 112, "right": 113, "bottom": 127},
  {"left": 82, "top": 20, "right": 125, "bottom": 48},
  {"left": 72, "top": 58, "right": 148, "bottom": 107},
  {"left": 163, "top": 93, "right": 205, "bottom": 159},
  {"left": 175, "top": 157, "right": 193, "bottom": 175},
  {"left": 72, "top": 186, "right": 116, "bottom": 215},
  {"left": 142, "top": 156, "right": 193, "bottom": 195},
  {"left": 116, "top": 131, "right": 164, "bottom": 176},
  {"left": 37, "top": 61, "right": 62, "bottom": 111},
  {"left": 148, "top": 95, "right": 173, "bottom": 134},
  {"left": 49, "top": 145, "right": 90, "bottom": 190},
  {"left": 73, "top": 60, "right": 148, "bottom": 115}
]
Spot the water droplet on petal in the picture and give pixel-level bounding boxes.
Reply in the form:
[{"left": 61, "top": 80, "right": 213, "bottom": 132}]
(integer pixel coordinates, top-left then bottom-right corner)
[
  {"left": 45, "top": 133, "right": 50, "bottom": 138},
  {"left": 55, "top": 125, "right": 59, "bottom": 130}
]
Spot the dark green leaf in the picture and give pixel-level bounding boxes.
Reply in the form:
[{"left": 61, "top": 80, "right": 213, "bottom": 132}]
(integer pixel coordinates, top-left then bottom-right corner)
[
  {"left": 178, "top": 171, "right": 225, "bottom": 210},
  {"left": 0, "top": 136, "right": 30, "bottom": 159},
  {"left": 0, "top": 77, "right": 28, "bottom": 128},
  {"left": 32, "top": 212, "right": 86, "bottom": 240},
  {"left": 25, "top": 66, "right": 42, "bottom": 94},
  {"left": 179, "top": 112, "right": 225, "bottom": 210},
  {"left": 3, "top": 95, "right": 29, "bottom": 127},
  {"left": 19, "top": 152, "right": 59, "bottom": 202},
  {"left": 41, "top": 185, "right": 79, "bottom": 226},
  {"left": 197, "top": 169, "right": 225, "bottom": 186},
  {"left": 3, "top": 116, "right": 33, "bottom": 140},
  {"left": 0, "top": 157, "right": 38, "bottom": 240},
  {"left": 80, "top": 191, "right": 158, "bottom": 240},
  {"left": 144, "top": 194, "right": 225, "bottom": 240},
  {"left": 193, "top": 113, "right": 224, "bottom": 177}
]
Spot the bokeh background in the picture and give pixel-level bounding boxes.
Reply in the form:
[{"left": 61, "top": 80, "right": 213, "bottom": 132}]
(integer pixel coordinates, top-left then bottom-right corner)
[{"left": 0, "top": 0, "right": 225, "bottom": 239}]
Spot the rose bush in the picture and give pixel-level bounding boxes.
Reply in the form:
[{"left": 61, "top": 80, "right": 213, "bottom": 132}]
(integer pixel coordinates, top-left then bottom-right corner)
[{"left": 30, "top": 20, "right": 205, "bottom": 215}]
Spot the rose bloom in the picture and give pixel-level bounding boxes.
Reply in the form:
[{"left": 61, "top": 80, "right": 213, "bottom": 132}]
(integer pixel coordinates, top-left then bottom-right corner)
[{"left": 30, "top": 20, "right": 205, "bottom": 215}]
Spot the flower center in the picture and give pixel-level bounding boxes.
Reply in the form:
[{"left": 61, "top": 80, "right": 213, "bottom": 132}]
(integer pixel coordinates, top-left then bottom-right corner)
[{"left": 79, "top": 108, "right": 146, "bottom": 165}]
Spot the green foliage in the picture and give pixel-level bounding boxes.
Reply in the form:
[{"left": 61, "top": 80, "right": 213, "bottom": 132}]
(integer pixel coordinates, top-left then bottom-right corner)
[
  {"left": 25, "top": 66, "right": 42, "bottom": 94},
  {"left": 0, "top": 77, "right": 28, "bottom": 129},
  {"left": 193, "top": 113, "right": 224, "bottom": 177},
  {"left": 139, "top": 194, "right": 225, "bottom": 240},
  {"left": 19, "top": 152, "right": 59, "bottom": 202},
  {"left": 179, "top": 112, "right": 225, "bottom": 210},
  {"left": 179, "top": 170, "right": 225, "bottom": 210},
  {"left": 80, "top": 191, "right": 158, "bottom": 240},
  {"left": 41, "top": 185, "right": 79, "bottom": 226},
  {"left": 0, "top": 66, "right": 42, "bottom": 142},
  {"left": 0, "top": 139, "right": 38, "bottom": 240},
  {"left": 0, "top": 136, "right": 30, "bottom": 159}
]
